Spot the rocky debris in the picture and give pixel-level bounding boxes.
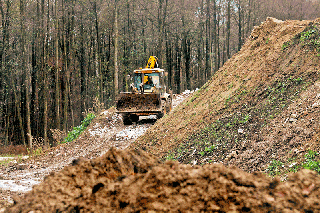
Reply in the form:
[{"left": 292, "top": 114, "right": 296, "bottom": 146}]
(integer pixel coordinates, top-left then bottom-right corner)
[
  {"left": 88, "top": 113, "right": 122, "bottom": 138},
  {"left": 15, "top": 164, "right": 28, "bottom": 171},
  {"left": 225, "top": 150, "right": 239, "bottom": 161},
  {"left": 172, "top": 89, "right": 198, "bottom": 108},
  {"left": 0, "top": 156, "right": 28, "bottom": 162},
  {"left": 0, "top": 179, "right": 40, "bottom": 192},
  {"left": 6, "top": 148, "right": 320, "bottom": 212},
  {"left": 115, "top": 125, "right": 149, "bottom": 141}
]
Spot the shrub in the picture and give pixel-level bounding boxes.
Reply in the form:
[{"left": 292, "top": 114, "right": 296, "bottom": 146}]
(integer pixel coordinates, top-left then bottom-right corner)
[{"left": 63, "top": 113, "right": 96, "bottom": 143}]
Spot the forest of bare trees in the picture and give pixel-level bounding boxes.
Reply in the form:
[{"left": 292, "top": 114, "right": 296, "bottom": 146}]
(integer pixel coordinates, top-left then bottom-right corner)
[{"left": 0, "top": 0, "right": 319, "bottom": 147}]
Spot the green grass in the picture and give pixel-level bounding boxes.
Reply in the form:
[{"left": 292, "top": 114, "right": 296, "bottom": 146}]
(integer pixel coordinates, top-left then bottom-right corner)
[
  {"left": 165, "top": 71, "right": 314, "bottom": 166},
  {"left": 282, "top": 41, "right": 292, "bottom": 50},
  {"left": 165, "top": 151, "right": 176, "bottom": 161},
  {"left": 0, "top": 154, "right": 15, "bottom": 157},
  {"left": 266, "top": 38, "right": 270, "bottom": 44},
  {"left": 302, "top": 150, "right": 320, "bottom": 173},
  {"left": 284, "top": 25, "right": 320, "bottom": 53},
  {"left": 266, "top": 160, "right": 284, "bottom": 176},
  {"left": 63, "top": 113, "right": 96, "bottom": 143},
  {"left": 264, "top": 150, "right": 320, "bottom": 177},
  {"left": 27, "top": 147, "right": 43, "bottom": 157},
  {"left": 0, "top": 158, "right": 15, "bottom": 166}
]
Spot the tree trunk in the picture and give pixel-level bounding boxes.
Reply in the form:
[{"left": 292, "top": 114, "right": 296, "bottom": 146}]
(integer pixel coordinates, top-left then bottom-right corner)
[
  {"left": 238, "top": 0, "right": 242, "bottom": 51},
  {"left": 174, "top": 37, "right": 181, "bottom": 94},
  {"left": 197, "top": 0, "right": 204, "bottom": 87},
  {"left": 20, "top": 0, "right": 32, "bottom": 149},
  {"left": 43, "top": 0, "right": 48, "bottom": 147},
  {"left": 217, "top": 2, "right": 221, "bottom": 70},
  {"left": 0, "top": 0, "right": 9, "bottom": 145},
  {"left": 157, "top": 0, "right": 168, "bottom": 65},
  {"left": 11, "top": 78, "right": 26, "bottom": 146},
  {"left": 62, "top": 0, "right": 69, "bottom": 133},
  {"left": 246, "top": 0, "right": 252, "bottom": 36},
  {"left": 213, "top": 0, "right": 218, "bottom": 72},
  {"left": 165, "top": 31, "right": 173, "bottom": 90},
  {"left": 55, "top": 0, "right": 60, "bottom": 130},
  {"left": 79, "top": 14, "right": 86, "bottom": 119},
  {"left": 114, "top": 0, "right": 119, "bottom": 98},
  {"left": 94, "top": 1, "right": 103, "bottom": 103},
  {"left": 226, "top": 0, "right": 231, "bottom": 59},
  {"left": 183, "top": 35, "right": 191, "bottom": 90},
  {"left": 205, "top": 0, "right": 211, "bottom": 81},
  {"left": 25, "top": 65, "right": 32, "bottom": 150}
]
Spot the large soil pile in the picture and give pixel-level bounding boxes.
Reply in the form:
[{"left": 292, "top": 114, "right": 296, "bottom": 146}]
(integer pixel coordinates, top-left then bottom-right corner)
[
  {"left": 132, "top": 17, "right": 320, "bottom": 174},
  {"left": 6, "top": 148, "right": 159, "bottom": 212},
  {"left": 6, "top": 148, "right": 320, "bottom": 212}
]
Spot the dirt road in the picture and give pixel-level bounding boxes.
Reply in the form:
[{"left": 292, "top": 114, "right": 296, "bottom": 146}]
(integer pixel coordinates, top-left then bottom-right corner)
[{"left": 0, "top": 91, "right": 193, "bottom": 209}]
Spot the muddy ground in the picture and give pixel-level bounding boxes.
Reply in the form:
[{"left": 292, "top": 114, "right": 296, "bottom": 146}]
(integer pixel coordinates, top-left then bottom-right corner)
[
  {"left": 6, "top": 148, "right": 320, "bottom": 212},
  {"left": 0, "top": 91, "right": 193, "bottom": 211}
]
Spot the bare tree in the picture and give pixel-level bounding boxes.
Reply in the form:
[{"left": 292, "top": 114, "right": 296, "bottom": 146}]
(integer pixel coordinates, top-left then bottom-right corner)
[{"left": 114, "top": 0, "right": 119, "bottom": 98}]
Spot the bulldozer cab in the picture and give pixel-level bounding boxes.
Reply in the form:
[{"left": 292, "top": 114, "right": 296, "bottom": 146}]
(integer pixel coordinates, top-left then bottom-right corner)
[{"left": 133, "top": 69, "right": 165, "bottom": 94}]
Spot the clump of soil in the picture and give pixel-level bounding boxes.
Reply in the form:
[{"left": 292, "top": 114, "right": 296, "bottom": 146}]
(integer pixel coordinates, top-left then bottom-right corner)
[{"left": 6, "top": 148, "right": 320, "bottom": 212}]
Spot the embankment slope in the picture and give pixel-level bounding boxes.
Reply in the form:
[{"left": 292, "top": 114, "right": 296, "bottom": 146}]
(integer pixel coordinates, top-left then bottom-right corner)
[{"left": 132, "top": 17, "right": 320, "bottom": 174}]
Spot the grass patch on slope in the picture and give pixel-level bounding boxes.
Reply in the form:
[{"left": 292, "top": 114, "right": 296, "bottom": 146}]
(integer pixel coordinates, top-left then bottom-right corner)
[
  {"left": 163, "top": 74, "right": 312, "bottom": 165},
  {"left": 283, "top": 24, "right": 320, "bottom": 54},
  {"left": 266, "top": 150, "right": 320, "bottom": 177}
]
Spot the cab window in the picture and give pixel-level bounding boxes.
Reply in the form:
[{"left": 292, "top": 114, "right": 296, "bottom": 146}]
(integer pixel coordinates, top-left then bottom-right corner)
[
  {"left": 134, "top": 73, "right": 142, "bottom": 90},
  {"left": 144, "top": 73, "right": 160, "bottom": 90}
]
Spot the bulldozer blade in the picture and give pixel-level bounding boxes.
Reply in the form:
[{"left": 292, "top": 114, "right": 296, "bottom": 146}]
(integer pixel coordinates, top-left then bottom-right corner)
[{"left": 116, "top": 93, "right": 161, "bottom": 113}]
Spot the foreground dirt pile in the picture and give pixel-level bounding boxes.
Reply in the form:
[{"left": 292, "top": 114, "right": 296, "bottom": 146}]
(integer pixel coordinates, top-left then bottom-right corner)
[
  {"left": 5, "top": 148, "right": 159, "bottom": 212},
  {"left": 6, "top": 148, "right": 320, "bottom": 212},
  {"left": 133, "top": 17, "right": 320, "bottom": 174}
]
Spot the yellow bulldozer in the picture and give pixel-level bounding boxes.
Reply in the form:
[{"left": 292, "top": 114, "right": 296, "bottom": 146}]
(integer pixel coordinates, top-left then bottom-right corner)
[{"left": 116, "top": 56, "right": 172, "bottom": 125}]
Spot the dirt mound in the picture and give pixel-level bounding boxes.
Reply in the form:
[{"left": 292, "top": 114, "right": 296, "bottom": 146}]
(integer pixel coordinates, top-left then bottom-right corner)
[
  {"left": 6, "top": 148, "right": 159, "bottom": 212},
  {"left": 6, "top": 148, "right": 320, "bottom": 212},
  {"left": 132, "top": 18, "right": 320, "bottom": 175}
]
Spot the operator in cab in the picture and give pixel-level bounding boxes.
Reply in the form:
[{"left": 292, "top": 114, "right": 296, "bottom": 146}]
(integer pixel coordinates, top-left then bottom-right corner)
[{"left": 146, "top": 76, "right": 153, "bottom": 85}]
